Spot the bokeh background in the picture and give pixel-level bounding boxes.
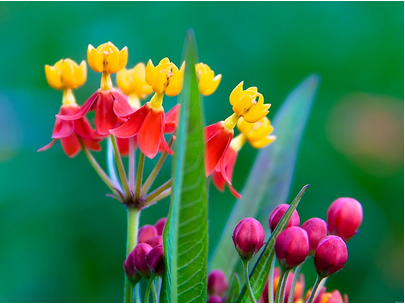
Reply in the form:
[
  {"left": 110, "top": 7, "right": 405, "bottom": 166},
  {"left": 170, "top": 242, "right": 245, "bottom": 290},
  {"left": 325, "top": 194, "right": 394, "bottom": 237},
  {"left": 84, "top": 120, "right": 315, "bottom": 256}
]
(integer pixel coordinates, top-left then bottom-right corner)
[{"left": 0, "top": 2, "right": 403, "bottom": 302}]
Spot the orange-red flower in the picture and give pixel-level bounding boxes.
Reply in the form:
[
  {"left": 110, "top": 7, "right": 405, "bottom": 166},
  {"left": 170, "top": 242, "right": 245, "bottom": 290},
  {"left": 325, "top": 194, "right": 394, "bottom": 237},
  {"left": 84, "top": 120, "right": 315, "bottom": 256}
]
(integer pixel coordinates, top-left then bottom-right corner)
[
  {"left": 212, "top": 146, "right": 241, "bottom": 198},
  {"left": 38, "top": 104, "right": 101, "bottom": 157}
]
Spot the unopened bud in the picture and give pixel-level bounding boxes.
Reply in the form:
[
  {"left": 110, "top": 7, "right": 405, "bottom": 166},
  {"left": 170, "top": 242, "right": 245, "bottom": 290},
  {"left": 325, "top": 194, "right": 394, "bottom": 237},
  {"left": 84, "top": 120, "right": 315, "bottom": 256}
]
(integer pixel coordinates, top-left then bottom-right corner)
[
  {"left": 275, "top": 227, "right": 309, "bottom": 270},
  {"left": 314, "top": 236, "right": 348, "bottom": 278},
  {"left": 133, "top": 243, "right": 153, "bottom": 278},
  {"left": 138, "top": 225, "right": 158, "bottom": 244},
  {"left": 269, "top": 204, "right": 300, "bottom": 232},
  {"left": 301, "top": 218, "right": 327, "bottom": 255},
  {"left": 146, "top": 235, "right": 163, "bottom": 248},
  {"left": 146, "top": 244, "right": 164, "bottom": 276},
  {"left": 327, "top": 197, "right": 363, "bottom": 242},
  {"left": 123, "top": 250, "right": 142, "bottom": 284},
  {"left": 155, "top": 218, "right": 167, "bottom": 235},
  {"left": 207, "top": 269, "right": 228, "bottom": 296},
  {"left": 208, "top": 295, "right": 223, "bottom": 303},
  {"left": 232, "top": 218, "right": 265, "bottom": 260}
]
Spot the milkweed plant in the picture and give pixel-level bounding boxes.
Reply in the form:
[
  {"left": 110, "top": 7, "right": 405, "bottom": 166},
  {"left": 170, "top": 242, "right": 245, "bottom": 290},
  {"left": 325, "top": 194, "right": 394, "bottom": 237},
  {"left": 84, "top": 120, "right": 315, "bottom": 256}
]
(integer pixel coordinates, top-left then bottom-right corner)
[{"left": 39, "top": 31, "right": 363, "bottom": 303}]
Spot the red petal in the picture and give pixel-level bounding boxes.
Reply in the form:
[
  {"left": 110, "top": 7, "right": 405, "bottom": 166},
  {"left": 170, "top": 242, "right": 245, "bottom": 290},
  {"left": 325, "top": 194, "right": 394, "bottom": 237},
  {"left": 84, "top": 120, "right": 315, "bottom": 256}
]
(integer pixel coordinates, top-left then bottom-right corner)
[
  {"left": 52, "top": 118, "right": 74, "bottom": 139},
  {"left": 82, "top": 138, "right": 102, "bottom": 152},
  {"left": 74, "top": 117, "right": 102, "bottom": 140},
  {"left": 164, "top": 104, "right": 180, "bottom": 133},
  {"left": 56, "top": 90, "right": 99, "bottom": 121},
  {"left": 219, "top": 147, "right": 238, "bottom": 185},
  {"left": 205, "top": 123, "right": 233, "bottom": 176},
  {"left": 228, "top": 183, "right": 242, "bottom": 199},
  {"left": 110, "top": 104, "right": 149, "bottom": 138},
  {"left": 112, "top": 89, "right": 135, "bottom": 117},
  {"left": 61, "top": 134, "right": 81, "bottom": 157},
  {"left": 117, "top": 137, "right": 130, "bottom": 156},
  {"left": 138, "top": 108, "right": 164, "bottom": 159},
  {"left": 95, "top": 92, "right": 117, "bottom": 135},
  {"left": 37, "top": 139, "right": 58, "bottom": 152},
  {"left": 212, "top": 170, "right": 226, "bottom": 191}
]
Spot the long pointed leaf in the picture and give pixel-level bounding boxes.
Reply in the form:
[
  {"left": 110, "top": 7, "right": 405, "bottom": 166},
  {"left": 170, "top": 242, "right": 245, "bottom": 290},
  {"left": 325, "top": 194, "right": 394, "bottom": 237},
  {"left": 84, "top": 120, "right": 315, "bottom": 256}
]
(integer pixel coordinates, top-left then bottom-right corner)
[
  {"left": 209, "top": 75, "right": 319, "bottom": 280},
  {"left": 161, "top": 31, "right": 208, "bottom": 303}
]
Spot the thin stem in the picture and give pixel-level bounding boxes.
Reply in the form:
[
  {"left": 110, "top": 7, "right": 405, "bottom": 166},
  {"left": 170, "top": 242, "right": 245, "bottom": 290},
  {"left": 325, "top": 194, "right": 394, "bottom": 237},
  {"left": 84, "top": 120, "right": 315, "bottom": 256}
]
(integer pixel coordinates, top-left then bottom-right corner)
[
  {"left": 134, "top": 283, "right": 141, "bottom": 303},
  {"left": 134, "top": 152, "right": 145, "bottom": 201},
  {"left": 139, "top": 180, "right": 172, "bottom": 208},
  {"left": 243, "top": 260, "right": 257, "bottom": 303},
  {"left": 78, "top": 137, "right": 115, "bottom": 192},
  {"left": 279, "top": 269, "right": 290, "bottom": 304},
  {"left": 152, "top": 279, "right": 158, "bottom": 303},
  {"left": 129, "top": 138, "right": 136, "bottom": 193},
  {"left": 124, "top": 207, "right": 140, "bottom": 303},
  {"left": 274, "top": 269, "right": 287, "bottom": 303},
  {"left": 306, "top": 276, "right": 324, "bottom": 303},
  {"left": 111, "top": 135, "right": 131, "bottom": 200},
  {"left": 140, "top": 189, "right": 172, "bottom": 209},
  {"left": 288, "top": 264, "right": 303, "bottom": 303},
  {"left": 268, "top": 254, "right": 276, "bottom": 303},
  {"left": 140, "top": 136, "right": 174, "bottom": 197},
  {"left": 145, "top": 275, "right": 156, "bottom": 303},
  {"left": 107, "top": 137, "right": 122, "bottom": 192}
]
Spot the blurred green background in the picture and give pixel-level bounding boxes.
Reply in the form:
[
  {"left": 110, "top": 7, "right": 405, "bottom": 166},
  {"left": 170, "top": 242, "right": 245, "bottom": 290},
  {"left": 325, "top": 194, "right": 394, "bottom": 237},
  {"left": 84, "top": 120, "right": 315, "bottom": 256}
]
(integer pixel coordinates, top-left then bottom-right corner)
[{"left": 0, "top": 2, "right": 403, "bottom": 302}]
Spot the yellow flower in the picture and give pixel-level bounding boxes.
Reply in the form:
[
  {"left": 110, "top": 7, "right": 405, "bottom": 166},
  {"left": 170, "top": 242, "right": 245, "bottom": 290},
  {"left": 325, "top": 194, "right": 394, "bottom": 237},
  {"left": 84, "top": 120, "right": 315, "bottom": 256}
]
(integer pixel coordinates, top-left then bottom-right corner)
[
  {"left": 116, "top": 63, "right": 153, "bottom": 98},
  {"left": 45, "top": 59, "right": 87, "bottom": 90},
  {"left": 195, "top": 63, "right": 222, "bottom": 96},
  {"left": 229, "top": 81, "right": 271, "bottom": 123},
  {"left": 87, "top": 42, "right": 128, "bottom": 74},
  {"left": 145, "top": 57, "right": 185, "bottom": 96},
  {"left": 237, "top": 117, "right": 276, "bottom": 148}
]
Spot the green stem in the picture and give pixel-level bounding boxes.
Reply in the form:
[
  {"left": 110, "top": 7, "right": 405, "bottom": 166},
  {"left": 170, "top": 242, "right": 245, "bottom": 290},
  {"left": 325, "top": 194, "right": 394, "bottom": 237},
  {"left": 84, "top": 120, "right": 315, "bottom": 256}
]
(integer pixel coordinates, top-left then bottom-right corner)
[
  {"left": 288, "top": 264, "right": 303, "bottom": 303},
  {"left": 243, "top": 260, "right": 257, "bottom": 303},
  {"left": 134, "top": 152, "right": 145, "bottom": 201},
  {"left": 274, "top": 269, "right": 287, "bottom": 303},
  {"left": 306, "top": 276, "right": 323, "bottom": 303},
  {"left": 134, "top": 283, "right": 141, "bottom": 303},
  {"left": 78, "top": 137, "right": 115, "bottom": 192},
  {"left": 139, "top": 180, "right": 172, "bottom": 208},
  {"left": 279, "top": 269, "right": 290, "bottom": 304},
  {"left": 124, "top": 207, "right": 140, "bottom": 303},
  {"left": 129, "top": 138, "right": 136, "bottom": 193},
  {"left": 145, "top": 275, "right": 156, "bottom": 303},
  {"left": 111, "top": 135, "right": 131, "bottom": 200},
  {"left": 152, "top": 279, "right": 158, "bottom": 303},
  {"left": 268, "top": 253, "right": 276, "bottom": 303},
  {"left": 140, "top": 136, "right": 174, "bottom": 197}
]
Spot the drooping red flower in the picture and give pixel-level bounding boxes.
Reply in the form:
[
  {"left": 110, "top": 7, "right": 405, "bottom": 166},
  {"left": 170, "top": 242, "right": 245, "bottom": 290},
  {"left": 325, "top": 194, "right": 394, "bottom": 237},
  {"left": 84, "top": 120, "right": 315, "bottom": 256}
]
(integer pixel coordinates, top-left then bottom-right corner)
[
  {"left": 38, "top": 104, "right": 101, "bottom": 157},
  {"left": 56, "top": 89, "right": 134, "bottom": 136},
  {"left": 212, "top": 146, "right": 241, "bottom": 198},
  {"left": 110, "top": 102, "right": 173, "bottom": 159}
]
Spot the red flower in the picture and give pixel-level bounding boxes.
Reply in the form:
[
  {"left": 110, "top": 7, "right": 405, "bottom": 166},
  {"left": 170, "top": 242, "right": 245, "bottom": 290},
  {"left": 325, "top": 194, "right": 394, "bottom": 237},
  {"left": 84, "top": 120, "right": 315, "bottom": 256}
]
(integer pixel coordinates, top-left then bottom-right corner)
[
  {"left": 38, "top": 104, "right": 101, "bottom": 157},
  {"left": 212, "top": 146, "right": 241, "bottom": 198},
  {"left": 110, "top": 102, "right": 174, "bottom": 159},
  {"left": 56, "top": 88, "right": 134, "bottom": 136}
]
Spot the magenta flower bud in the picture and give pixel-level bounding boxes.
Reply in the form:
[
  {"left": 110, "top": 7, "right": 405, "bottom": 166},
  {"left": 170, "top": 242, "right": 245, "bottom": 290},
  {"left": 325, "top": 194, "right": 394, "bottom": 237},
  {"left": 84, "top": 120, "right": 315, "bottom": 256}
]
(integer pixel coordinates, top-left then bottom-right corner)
[
  {"left": 314, "top": 236, "right": 348, "bottom": 277},
  {"left": 327, "top": 198, "right": 363, "bottom": 242},
  {"left": 275, "top": 227, "right": 309, "bottom": 270},
  {"left": 207, "top": 269, "right": 228, "bottom": 296},
  {"left": 301, "top": 218, "right": 327, "bottom": 255},
  {"left": 146, "top": 244, "right": 164, "bottom": 276},
  {"left": 146, "top": 235, "right": 163, "bottom": 248},
  {"left": 268, "top": 204, "right": 300, "bottom": 232},
  {"left": 133, "top": 243, "right": 153, "bottom": 278},
  {"left": 138, "top": 225, "right": 158, "bottom": 244},
  {"left": 208, "top": 295, "right": 223, "bottom": 303},
  {"left": 232, "top": 218, "right": 265, "bottom": 260},
  {"left": 123, "top": 250, "right": 142, "bottom": 284},
  {"left": 155, "top": 218, "right": 167, "bottom": 235}
]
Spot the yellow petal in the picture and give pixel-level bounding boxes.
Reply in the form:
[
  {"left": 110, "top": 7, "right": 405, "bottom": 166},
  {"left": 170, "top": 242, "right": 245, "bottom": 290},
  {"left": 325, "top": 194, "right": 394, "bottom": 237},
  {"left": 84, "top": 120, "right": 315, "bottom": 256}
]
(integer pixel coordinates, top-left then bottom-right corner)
[
  {"left": 45, "top": 64, "right": 62, "bottom": 89},
  {"left": 250, "top": 135, "right": 276, "bottom": 149},
  {"left": 87, "top": 44, "right": 104, "bottom": 72},
  {"left": 237, "top": 118, "right": 254, "bottom": 134},
  {"left": 61, "top": 60, "right": 76, "bottom": 88},
  {"left": 145, "top": 59, "right": 156, "bottom": 87},
  {"left": 106, "top": 49, "right": 120, "bottom": 73},
  {"left": 247, "top": 125, "right": 273, "bottom": 142},
  {"left": 118, "top": 46, "right": 128, "bottom": 71},
  {"left": 74, "top": 60, "right": 87, "bottom": 87},
  {"left": 229, "top": 81, "right": 244, "bottom": 106}
]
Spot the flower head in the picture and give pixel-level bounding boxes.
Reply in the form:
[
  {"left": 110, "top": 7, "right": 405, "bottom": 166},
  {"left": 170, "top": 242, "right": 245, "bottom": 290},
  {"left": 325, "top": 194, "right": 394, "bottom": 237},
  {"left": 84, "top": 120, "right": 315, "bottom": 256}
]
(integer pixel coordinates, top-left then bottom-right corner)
[
  {"left": 232, "top": 217, "right": 265, "bottom": 261},
  {"left": 268, "top": 204, "right": 300, "bottom": 232},
  {"left": 229, "top": 82, "right": 270, "bottom": 123},
  {"left": 133, "top": 243, "right": 153, "bottom": 278},
  {"left": 195, "top": 63, "right": 222, "bottom": 96},
  {"left": 237, "top": 117, "right": 276, "bottom": 148},
  {"left": 87, "top": 42, "right": 128, "bottom": 74},
  {"left": 146, "top": 245, "right": 164, "bottom": 276},
  {"left": 146, "top": 58, "right": 185, "bottom": 96},
  {"left": 314, "top": 235, "right": 348, "bottom": 278},
  {"left": 123, "top": 250, "right": 142, "bottom": 284},
  {"left": 207, "top": 270, "right": 228, "bottom": 297},
  {"left": 45, "top": 59, "right": 87, "bottom": 90},
  {"left": 275, "top": 227, "right": 309, "bottom": 270},
  {"left": 138, "top": 225, "right": 158, "bottom": 244},
  {"left": 301, "top": 218, "right": 327, "bottom": 255}
]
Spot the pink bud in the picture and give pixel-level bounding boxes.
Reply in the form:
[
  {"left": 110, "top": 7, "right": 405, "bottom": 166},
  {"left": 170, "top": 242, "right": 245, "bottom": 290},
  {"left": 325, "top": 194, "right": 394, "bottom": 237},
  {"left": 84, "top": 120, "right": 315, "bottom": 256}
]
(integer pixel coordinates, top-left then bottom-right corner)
[
  {"left": 275, "top": 227, "right": 309, "bottom": 270},
  {"left": 138, "top": 225, "right": 158, "bottom": 244},
  {"left": 327, "top": 197, "right": 363, "bottom": 242},
  {"left": 314, "top": 236, "right": 348, "bottom": 277},
  {"left": 232, "top": 218, "right": 265, "bottom": 260},
  {"left": 146, "top": 244, "right": 164, "bottom": 276},
  {"left": 207, "top": 269, "right": 228, "bottom": 296},
  {"left": 208, "top": 295, "right": 223, "bottom": 303},
  {"left": 323, "top": 290, "right": 345, "bottom": 303},
  {"left": 301, "top": 218, "right": 327, "bottom": 255},
  {"left": 269, "top": 204, "right": 300, "bottom": 232},
  {"left": 123, "top": 250, "right": 142, "bottom": 284},
  {"left": 133, "top": 243, "right": 153, "bottom": 278},
  {"left": 146, "top": 235, "right": 163, "bottom": 248},
  {"left": 155, "top": 218, "right": 167, "bottom": 235}
]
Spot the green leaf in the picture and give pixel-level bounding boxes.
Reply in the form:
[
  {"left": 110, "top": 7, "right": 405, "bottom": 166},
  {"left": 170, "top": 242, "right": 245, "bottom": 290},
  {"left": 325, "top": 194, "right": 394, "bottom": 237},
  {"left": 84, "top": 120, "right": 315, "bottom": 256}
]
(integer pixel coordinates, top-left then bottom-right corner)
[
  {"left": 226, "top": 273, "right": 241, "bottom": 303},
  {"left": 161, "top": 30, "right": 208, "bottom": 303},
  {"left": 209, "top": 75, "right": 319, "bottom": 280},
  {"left": 237, "top": 185, "right": 309, "bottom": 302}
]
